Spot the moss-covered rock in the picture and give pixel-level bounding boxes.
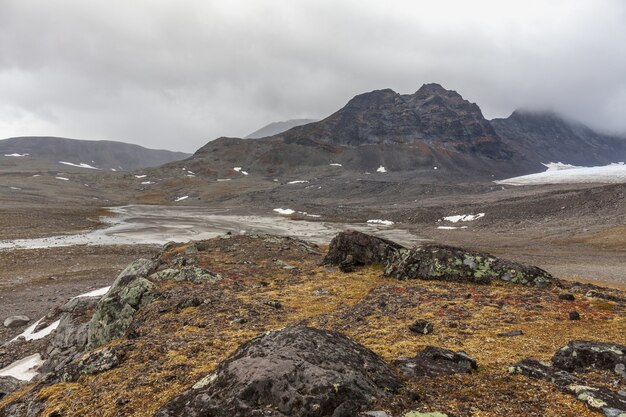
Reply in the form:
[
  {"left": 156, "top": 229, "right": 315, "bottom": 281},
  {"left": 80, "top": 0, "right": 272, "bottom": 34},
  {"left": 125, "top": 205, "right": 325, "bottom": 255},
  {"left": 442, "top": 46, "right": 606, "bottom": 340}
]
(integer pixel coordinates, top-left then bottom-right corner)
[{"left": 87, "top": 259, "right": 157, "bottom": 349}]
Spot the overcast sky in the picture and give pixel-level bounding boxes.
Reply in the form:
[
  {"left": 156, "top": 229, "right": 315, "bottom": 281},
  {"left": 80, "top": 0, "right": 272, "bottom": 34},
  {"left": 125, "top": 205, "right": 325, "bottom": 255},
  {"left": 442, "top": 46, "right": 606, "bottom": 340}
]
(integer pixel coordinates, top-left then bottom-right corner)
[{"left": 0, "top": 0, "right": 624, "bottom": 152}]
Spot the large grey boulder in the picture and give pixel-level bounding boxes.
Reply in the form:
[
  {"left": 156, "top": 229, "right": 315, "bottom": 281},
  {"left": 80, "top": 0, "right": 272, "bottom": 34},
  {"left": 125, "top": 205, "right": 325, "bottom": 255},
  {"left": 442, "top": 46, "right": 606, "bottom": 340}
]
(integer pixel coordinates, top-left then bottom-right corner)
[
  {"left": 155, "top": 326, "right": 403, "bottom": 417},
  {"left": 0, "top": 376, "right": 25, "bottom": 400},
  {"left": 323, "top": 230, "right": 405, "bottom": 272},
  {"left": 3, "top": 316, "right": 30, "bottom": 328},
  {"left": 87, "top": 258, "right": 157, "bottom": 349}
]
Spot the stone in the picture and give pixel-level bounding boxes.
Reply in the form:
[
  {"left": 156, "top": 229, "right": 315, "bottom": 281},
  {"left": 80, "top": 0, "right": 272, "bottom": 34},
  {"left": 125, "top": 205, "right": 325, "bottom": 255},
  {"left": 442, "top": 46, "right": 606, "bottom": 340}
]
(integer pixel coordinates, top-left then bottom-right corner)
[
  {"left": 0, "top": 376, "right": 25, "bottom": 400},
  {"left": 385, "top": 244, "right": 552, "bottom": 287},
  {"left": 559, "top": 293, "right": 576, "bottom": 301},
  {"left": 403, "top": 413, "right": 448, "bottom": 417},
  {"left": 497, "top": 330, "right": 524, "bottom": 337},
  {"left": 552, "top": 340, "right": 626, "bottom": 373},
  {"left": 323, "top": 230, "right": 405, "bottom": 270},
  {"left": 409, "top": 320, "right": 434, "bottom": 335},
  {"left": 87, "top": 259, "right": 157, "bottom": 349},
  {"left": 264, "top": 300, "right": 282, "bottom": 309},
  {"left": 3, "top": 316, "right": 30, "bottom": 328},
  {"left": 78, "top": 347, "right": 120, "bottom": 375},
  {"left": 568, "top": 311, "right": 581, "bottom": 320},
  {"left": 150, "top": 266, "right": 222, "bottom": 284},
  {"left": 395, "top": 346, "right": 477, "bottom": 377},
  {"left": 155, "top": 326, "right": 403, "bottom": 417}
]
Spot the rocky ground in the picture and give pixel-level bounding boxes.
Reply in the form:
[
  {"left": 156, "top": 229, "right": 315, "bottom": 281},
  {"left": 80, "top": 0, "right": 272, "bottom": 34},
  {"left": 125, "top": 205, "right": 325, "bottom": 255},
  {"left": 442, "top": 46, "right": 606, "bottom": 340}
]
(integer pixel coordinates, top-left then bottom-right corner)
[{"left": 0, "top": 232, "right": 625, "bottom": 416}]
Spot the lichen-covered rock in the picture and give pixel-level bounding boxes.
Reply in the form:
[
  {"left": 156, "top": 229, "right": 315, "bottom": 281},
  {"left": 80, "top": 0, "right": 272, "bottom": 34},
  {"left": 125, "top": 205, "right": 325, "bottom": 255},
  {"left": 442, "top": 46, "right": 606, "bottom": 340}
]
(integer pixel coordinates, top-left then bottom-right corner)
[
  {"left": 150, "top": 266, "right": 222, "bottom": 284},
  {"left": 87, "top": 259, "right": 157, "bottom": 349},
  {"left": 0, "top": 376, "right": 25, "bottom": 400},
  {"left": 552, "top": 340, "right": 626, "bottom": 373},
  {"left": 41, "top": 296, "right": 100, "bottom": 374},
  {"left": 77, "top": 347, "right": 120, "bottom": 375},
  {"left": 403, "top": 412, "right": 449, "bottom": 417},
  {"left": 385, "top": 244, "right": 552, "bottom": 287},
  {"left": 323, "top": 230, "right": 405, "bottom": 269},
  {"left": 394, "top": 346, "right": 477, "bottom": 377},
  {"left": 510, "top": 358, "right": 626, "bottom": 416},
  {"left": 155, "top": 326, "right": 403, "bottom": 417},
  {"left": 408, "top": 320, "right": 434, "bottom": 335}
]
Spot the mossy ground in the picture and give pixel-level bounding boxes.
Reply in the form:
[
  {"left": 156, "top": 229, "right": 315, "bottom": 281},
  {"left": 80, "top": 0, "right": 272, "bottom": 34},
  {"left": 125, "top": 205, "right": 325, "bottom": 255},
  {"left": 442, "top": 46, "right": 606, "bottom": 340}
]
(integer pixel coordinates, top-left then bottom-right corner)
[{"left": 2, "top": 235, "right": 625, "bottom": 416}]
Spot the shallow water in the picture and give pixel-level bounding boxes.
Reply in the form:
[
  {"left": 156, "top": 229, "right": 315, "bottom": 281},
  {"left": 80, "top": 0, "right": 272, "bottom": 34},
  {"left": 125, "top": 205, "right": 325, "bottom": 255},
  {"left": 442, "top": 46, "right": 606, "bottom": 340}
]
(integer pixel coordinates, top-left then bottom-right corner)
[{"left": 0, "top": 205, "right": 425, "bottom": 250}]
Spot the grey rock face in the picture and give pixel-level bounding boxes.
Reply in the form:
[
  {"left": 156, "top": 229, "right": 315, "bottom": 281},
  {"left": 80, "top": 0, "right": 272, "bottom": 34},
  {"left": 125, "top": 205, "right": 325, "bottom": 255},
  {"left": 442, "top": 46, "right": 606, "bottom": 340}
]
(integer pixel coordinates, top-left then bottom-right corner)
[
  {"left": 41, "top": 296, "right": 100, "bottom": 374},
  {"left": 3, "top": 316, "right": 30, "bottom": 328},
  {"left": 155, "top": 326, "right": 403, "bottom": 417},
  {"left": 0, "top": 376, "right": 25, "bottom": 399},
  {"left": 87, "top": 259, "right": 157, "bottom": 349},
  {"left": 395, "top": 346, "right": 477, "bottom": 377},
  {"left": 324, "top": 230, "right": 405, "bottom": 270}
]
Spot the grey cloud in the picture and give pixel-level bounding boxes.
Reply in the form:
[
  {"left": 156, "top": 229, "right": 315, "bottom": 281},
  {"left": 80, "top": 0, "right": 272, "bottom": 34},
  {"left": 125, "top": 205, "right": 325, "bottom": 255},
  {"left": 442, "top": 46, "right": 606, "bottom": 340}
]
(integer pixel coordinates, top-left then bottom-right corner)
[{"left": 0, "top": 0, "right": 624, "bottom": 152}]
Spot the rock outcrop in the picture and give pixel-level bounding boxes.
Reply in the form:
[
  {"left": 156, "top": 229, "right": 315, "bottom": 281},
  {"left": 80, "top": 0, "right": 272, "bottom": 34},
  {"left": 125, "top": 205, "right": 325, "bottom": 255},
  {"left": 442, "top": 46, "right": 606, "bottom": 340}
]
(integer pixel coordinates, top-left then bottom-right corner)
[
  {"left": 87, "top": 259, "right": 157, "bottom": 349},
  {"left": 552, "top": 340, "right": 626, "bottom": 374},
  {"left": 325, "top": 231, "right": 553, "bottom": 287},
  {"left": 155, "top": 326, "right": 404, "bottom": 417},
  {"left": 0, "top": 376, "right": 24, "bottom": 400}
]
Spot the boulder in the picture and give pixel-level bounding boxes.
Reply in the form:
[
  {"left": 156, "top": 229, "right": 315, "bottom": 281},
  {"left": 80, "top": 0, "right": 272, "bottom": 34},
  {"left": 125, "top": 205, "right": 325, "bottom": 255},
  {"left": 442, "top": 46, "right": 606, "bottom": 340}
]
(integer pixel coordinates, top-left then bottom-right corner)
[
  {"left": 155, "top": 326, "right": 403, "bottom": 417},
  {"left": 87, "top": 258, "right": 157, "bottom": 349},
  {"left": 385, "top": 244, "right": 552, "bottom": 287},
  {"left": 552, "top": 340, "right": 626, "bottom": 373},
  {"left": 408, "top": 320, "right": 434, "bottom": 335},
  {"left": 0, "top": 376, "right": 25, "bottom": 400},
  {"left": 77, "top": 347, "right": 120, "bottom": 375},
  {"left": 323, "top": 230, "right": 405, "bottom": 270},
  {"left": 395, "top": 346, "right": 477, "bottom": 377},
  {"left": 3, "top": 316, "right": 30, "bottom": 328}
]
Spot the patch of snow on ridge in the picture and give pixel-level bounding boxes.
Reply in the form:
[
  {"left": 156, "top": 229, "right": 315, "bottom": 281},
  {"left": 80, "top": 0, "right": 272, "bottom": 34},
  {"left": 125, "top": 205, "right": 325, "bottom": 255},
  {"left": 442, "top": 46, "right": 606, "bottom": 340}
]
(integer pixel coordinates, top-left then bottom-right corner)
[
  {"left": 76, "top": 286, "right": 111, "bottom": 298},
  {"left": 135, "top": 174, "right": 147, "bottom": 178},
  {"left": 217, "top": 179, "right": 231, "bottom": 182},
  {"left": 376, "top": 166, "right": 387, "bottom": 173},
  {"left": 287, "top": 180, "right": 309, "bottom": 184},
  {"left": 4, "top": 153, "right": 29, "bottom": 157},
  {"left": 438, "top": 226, "right": 468, "bottom": 230},
  {"left": 443, "top": 213, "right": 485, "bottom": 223},
  {"left": 330, "top": 163, "right": 342, "bottom": 167},
  {"left": 233, "top": 167, "right": 242, "bottom": 172},
  {"left": 11, "top": 318, "right": 60, "bottom": 342},
  {"left": 141, "top": 181, "right": 154, "bottom": 185},
  {"left": 367, "top": 219, "right": 394, "bottom": 226},
  {"left": 273, "top": 208, "right": 295, "bottom": 215},
  {"left": 495, "top": 163, "right": 626, "bottom": 185},
  {"left": 543, "top": 162, "right": 579, "bottom": 171},
  {"left": 59, "top": 161, "right": 99, "bottom": 170},
  {"left": 174, "top": 196, "right": 189, "bottom": 202},
  {"left": 55, "top": 177, "right": 69, "bottom": 181},
  {"left": 0, "top": 354, "right": 43, "bottom": 381}
]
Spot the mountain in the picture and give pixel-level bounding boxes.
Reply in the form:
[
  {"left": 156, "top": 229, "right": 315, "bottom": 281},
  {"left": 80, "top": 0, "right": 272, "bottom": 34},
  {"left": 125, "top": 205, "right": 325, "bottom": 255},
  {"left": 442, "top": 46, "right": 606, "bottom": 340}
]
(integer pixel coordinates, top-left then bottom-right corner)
[
  {"left": 188, "top": 84, "right": 534, "bottom": 179},
  {"left": 0, "top": 136, "right": 190, "bottom": 170},
  {"left": 492, "top": 110, "right": 626, "bottom": 166},
  {"left": 245, "top": 119, "right": 318, "bottom": 139}
]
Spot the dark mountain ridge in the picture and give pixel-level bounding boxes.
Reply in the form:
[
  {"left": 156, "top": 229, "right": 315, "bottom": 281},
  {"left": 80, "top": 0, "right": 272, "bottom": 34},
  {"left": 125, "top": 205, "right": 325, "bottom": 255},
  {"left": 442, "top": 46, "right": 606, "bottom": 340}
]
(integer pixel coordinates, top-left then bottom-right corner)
[{"left": 0, "top": 136, "right": 190, "bottom": 170}]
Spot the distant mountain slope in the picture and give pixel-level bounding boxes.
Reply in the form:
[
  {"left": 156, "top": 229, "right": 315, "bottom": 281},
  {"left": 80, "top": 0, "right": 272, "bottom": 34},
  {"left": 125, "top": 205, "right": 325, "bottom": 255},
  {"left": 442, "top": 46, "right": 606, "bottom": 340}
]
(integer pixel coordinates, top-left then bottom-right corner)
[
  {"left": 492, "top": 110, "right": 626, "bottom": 166},
  {"left": 245, "top": 119, "right": 318, "bottom": 139},
  {"left": 188, "top": 84, "right": 532, "bottom": 179},
  {"left": 0, "top": 136, "right": 190, "bottom": 170}
]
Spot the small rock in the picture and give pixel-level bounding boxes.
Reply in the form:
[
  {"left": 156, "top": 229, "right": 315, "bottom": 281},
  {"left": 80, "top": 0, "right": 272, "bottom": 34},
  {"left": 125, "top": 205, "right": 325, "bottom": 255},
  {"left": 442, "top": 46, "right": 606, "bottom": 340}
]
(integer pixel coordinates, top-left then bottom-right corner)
[
  {"left": 363, "top": 411, "right": 393, "bottom": 417},
  {"left": 559, "top": 293, "right": 575, "bottom": 301},
  {"left": 403, "top": 413, "right": 448, "bottom": 417},
  {"left": 497, "top": 330, "right": 524, "bottom": 337},
  {"left": 409, "top": 320, "right": 434, "bottom": 335},
  {"left": 614, "top": 363, "right": 625, "bottom": 376},
  {"left": 230, "top": 317, "right": 247, "bottom": 324},
  {"left": 395, "top": 346, "right": 477, "bottom": 377},
  {"left": 264, "top": 300, "right": 282, "bottom": 309},
  {"left": 313, "top": 288, "right": 330, "bottom": 296},
  {"left": 274, "top": 259, "right": 297, "bottom": 270},
  {"left": 3, "top": 315, "right": 30, "bottom": 328},
  {"left": 568, "top": 311, "right": 581, "bottom": 321}
]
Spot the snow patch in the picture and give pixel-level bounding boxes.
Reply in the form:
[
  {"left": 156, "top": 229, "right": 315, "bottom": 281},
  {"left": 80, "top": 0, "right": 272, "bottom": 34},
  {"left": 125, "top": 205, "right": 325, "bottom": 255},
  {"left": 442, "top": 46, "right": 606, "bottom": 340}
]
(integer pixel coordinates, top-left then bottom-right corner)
[
  {"left": 287, "top": 180, "right": 309, "bottom": 184},
  {"left": 10, "top": 186, "right": 21, "bottom": 190},
  {"left": 0, "top": 353, "right": 43, "bottom": 381},
  {"left": 495, "top": 163, "right": 626, "bottom": 185},
  {"left": 330, "top": 163, "right": 342, "bottom": 167},
  {"left": 438, "top": 226, "right": 468, "bottom": 230},
  {"left": 76, "top": 286, "right": 111, "bottom": 298},
  {"left": 376, "top": 166, "right": 387, "bottom": 173},
  {"left": 443, "top": 213, "right": 485, "bottom": 223},
  {"left": 4, "top": 153, "right": 29, "bottom": 157},
  {"left": 233, "top": 167, "right": 242, "bottom": 172},
  {"left": 174, "top": 196, "right": 189, "bottom": 202},
  {"left": 273, "top": 208, "right": 295, "bottom": 215},
  {"left": 55, "top": 176, "right": 69, "bottom": 181},
  {"left": 135, "top": 175, "right": 147, "bottom": 179},
  {"left": 141, "top": 181, "right": 154, "bottom": 185},
  {"left": 59, "top": 161, "right": 99, "bottom": 170},
  {"left": 11, "top": 318, "right": 60, "bottom": 342},
  {"left": 217, "top": 179, "right": 231, "bottom": 182},
  {"left": 367, "top": 219, "right": 394, "bottom": 226}
]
